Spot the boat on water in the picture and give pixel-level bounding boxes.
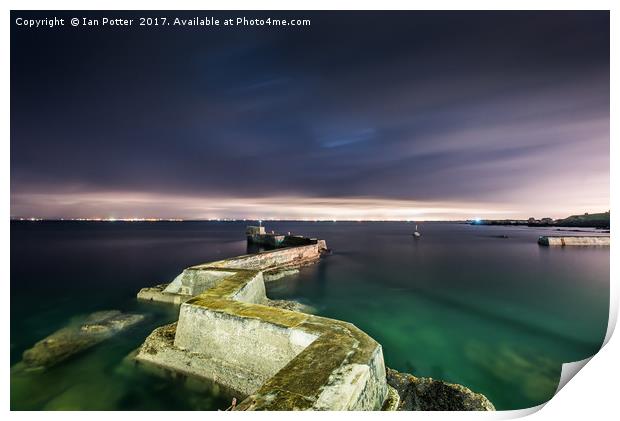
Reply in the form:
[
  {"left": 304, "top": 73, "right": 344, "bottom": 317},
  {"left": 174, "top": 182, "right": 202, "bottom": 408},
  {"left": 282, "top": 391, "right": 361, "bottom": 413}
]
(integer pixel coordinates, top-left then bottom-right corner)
[{"left": 413, "top": 224, "right": 421, "bottom": 238}]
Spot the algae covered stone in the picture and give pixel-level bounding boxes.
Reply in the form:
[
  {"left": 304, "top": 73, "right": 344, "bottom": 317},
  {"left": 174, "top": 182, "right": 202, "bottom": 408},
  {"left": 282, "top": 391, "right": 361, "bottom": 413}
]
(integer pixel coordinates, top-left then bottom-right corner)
[
  {"left": 386, "top": 367, "right": 495, "bottom": 411},
  {"left": 22, "top": 310, "right": 145, "bottom": 369}
]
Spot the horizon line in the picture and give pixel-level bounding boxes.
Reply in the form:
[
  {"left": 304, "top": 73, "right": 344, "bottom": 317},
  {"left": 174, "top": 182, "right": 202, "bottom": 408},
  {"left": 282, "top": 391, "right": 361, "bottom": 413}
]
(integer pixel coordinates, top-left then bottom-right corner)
[
  {"left": 10, "top": 215, "right": 601, "bottom": 223},
  {"left": 10, "top": 217, "right": 469, "bottom": 222}
]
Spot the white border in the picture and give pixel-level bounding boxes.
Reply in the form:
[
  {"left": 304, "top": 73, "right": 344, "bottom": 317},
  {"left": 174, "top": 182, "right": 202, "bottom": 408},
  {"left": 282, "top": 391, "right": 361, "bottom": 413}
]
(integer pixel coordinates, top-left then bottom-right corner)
[{"left": 3, "top": 2, "right": 616, "bottom": 420}]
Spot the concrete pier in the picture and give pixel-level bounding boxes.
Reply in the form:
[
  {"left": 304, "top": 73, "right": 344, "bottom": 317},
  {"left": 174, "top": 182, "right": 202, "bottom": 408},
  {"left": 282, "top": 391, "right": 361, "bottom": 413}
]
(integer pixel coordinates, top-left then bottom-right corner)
[
  {"left": 137, "top": 229, "right": 328, "bottom": 304},
  {"left": 134, "top": 227, "right": 494, "bottom": 411},
  {"left": 135, "top": 244, "right": 392, "bottom": 410},
  {"left": 538, "top": 236, "right": 610, "bottom": 246}
]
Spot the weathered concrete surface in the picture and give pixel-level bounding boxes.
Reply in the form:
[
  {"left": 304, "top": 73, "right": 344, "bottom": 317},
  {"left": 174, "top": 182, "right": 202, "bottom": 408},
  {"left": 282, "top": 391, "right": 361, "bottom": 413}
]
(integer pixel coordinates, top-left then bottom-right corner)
[
  {"left": 204, "top": 243, "right": 326, "bottom": 271},
  {"left": 135, "top": 291, "right": 316, "bottom": 397},
  {"left": 386, "top": 368, "right": 495, "bottom": 411},
  {"left": 139, "top": 281, "right": 314, "bottom": 313},
  {"left": 137, "top": 284, "right": 189, "bottom": 304},
  {"left": 538, "top": 235, "right": 610, "bottom": 246},
  {"left": 136, "top": 322, "right": 268, "bottom": 395},
  {"left": 21, "top": 310, "right": 144, "bottom": 369},
  {"left": 138, "top": 240, "right": 327, "bottom": 305},
  {"left": 136, "top": 262, "right": 390, "bottom": 410}
]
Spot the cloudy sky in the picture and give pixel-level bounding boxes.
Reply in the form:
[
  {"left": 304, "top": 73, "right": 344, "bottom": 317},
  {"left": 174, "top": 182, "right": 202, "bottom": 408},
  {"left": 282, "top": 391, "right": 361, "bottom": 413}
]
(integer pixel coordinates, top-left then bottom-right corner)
[{"left": 11, "top": 11, "right": 609, "bottom": 220}]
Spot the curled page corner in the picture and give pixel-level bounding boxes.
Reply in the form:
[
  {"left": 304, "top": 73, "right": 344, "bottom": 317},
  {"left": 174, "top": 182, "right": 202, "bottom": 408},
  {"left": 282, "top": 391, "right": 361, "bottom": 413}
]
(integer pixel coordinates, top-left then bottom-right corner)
[
  {"left": 602, "top": 286, "right": 618, "bottom": 348},
  {"left": 494, "top": 402, "right": 546, "bottom": 419},
  {"left": 494, "top": 357, "right": 594, "bottom": 419},
  {"left": 528, "top": 270, "right": 618, "bottom": 415},
  {"left": 555, "top": 356, "right": 593, "bottom": 395}
]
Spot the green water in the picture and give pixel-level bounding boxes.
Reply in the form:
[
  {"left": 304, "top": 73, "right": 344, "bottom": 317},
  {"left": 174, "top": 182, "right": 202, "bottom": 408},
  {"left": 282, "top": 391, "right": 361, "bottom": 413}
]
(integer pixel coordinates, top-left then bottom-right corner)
[{"left": 10, "top": 221, "right": 609, "bottom": 410}]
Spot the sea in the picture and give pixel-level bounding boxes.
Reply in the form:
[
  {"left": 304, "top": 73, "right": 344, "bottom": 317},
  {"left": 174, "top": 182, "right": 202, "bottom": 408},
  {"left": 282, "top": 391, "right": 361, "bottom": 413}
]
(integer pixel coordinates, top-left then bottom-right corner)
[{"left": 10, "top": 221, "right": 609, "bottom": 410}]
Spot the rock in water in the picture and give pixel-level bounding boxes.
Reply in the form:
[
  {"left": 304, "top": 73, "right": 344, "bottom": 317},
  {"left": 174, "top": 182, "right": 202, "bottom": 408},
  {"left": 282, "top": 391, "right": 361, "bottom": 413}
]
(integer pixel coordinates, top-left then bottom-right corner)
[
  {"left": 386, "top": 368, "right": 495, "bottom": 411},
  {"left": 22, "top": 310, "right": 144, "bottom": 369},
  {"left": 264, "top": 298, "right": 316, "bottom": 314}
]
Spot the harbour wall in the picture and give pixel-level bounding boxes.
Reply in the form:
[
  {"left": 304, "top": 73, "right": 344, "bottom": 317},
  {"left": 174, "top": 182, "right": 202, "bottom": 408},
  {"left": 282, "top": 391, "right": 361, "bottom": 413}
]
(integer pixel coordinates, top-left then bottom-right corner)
[
  {"left": 135, "top": 251, "right": 392, "bottom": 410},
  {"left": 137, "top": 241, "right": 327, "bottom": 304},
  {"left": 538, "top": 236, "right": 610, "bottom": 246},
  {"left": 134, "top": 229, "right": 494, "bottom": 411},
  {"left": 200, "top": 242, "right": 326, "bottom": 271}
]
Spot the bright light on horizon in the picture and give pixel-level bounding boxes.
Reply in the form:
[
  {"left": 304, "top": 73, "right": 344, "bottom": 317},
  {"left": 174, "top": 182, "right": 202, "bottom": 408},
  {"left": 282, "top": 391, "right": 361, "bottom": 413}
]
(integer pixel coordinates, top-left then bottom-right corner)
[{"left": 9, "top": 190, "right": 610, "bottom": 222}]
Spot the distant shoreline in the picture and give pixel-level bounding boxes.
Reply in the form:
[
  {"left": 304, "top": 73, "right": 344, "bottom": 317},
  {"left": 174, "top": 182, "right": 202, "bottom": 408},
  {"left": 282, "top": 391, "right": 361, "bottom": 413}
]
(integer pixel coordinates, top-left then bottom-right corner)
[
  {"left": 9, "top": 218, "right": 610, "bottom": 229},
  {"left": 470, "top": 211, "right": 610, "bottom": 229}
]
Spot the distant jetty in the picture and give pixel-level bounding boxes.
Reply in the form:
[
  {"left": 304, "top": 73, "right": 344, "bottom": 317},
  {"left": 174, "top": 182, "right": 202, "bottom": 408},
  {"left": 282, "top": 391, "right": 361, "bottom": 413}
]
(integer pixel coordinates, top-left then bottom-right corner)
[{"left": 538, "top": 236, "right": 610, "bottom": 246}]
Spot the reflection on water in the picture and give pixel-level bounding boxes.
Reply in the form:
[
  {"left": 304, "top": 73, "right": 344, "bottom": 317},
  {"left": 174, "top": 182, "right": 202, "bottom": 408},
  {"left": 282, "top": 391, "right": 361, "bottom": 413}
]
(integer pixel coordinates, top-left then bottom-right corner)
[
  {"left": 11, "top": 221, "right": 609, "bottom": 410},
  {"left": 465, "top": 342, "right": 559, "bottom": 403}
]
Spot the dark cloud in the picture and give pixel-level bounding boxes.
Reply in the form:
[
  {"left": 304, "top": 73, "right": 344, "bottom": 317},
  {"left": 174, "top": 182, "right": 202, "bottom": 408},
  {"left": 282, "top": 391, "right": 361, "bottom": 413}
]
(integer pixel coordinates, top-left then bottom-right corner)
[{"left": 10, "top": 11, "right": 609, "bottom": 218}]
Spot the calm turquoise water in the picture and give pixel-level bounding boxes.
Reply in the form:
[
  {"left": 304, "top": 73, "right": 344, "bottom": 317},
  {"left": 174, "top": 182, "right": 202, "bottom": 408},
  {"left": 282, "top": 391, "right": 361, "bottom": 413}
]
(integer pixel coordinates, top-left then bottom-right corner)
[{"left": 10, "top": 221, "right": 609, "bottom": 410}]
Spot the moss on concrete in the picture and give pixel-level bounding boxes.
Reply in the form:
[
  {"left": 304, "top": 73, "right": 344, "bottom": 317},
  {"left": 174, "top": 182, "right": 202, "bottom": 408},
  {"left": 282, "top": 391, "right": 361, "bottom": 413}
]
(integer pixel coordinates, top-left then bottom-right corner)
[
  {"left": 189, "top": 298, "right": 311, "bottom": 330},
  {"left": 256, "top": 332, "right": 356, "bottom": 406},
  {"left": 173, "top": 268, "right": 388, "bottom": 410}
]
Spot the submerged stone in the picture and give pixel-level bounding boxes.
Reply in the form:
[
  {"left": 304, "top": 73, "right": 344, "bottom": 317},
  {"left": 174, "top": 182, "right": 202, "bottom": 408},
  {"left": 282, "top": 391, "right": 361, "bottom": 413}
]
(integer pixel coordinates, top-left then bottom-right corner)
[
  {"left": 263, "top": 268, "right": 300, "bottom": 282},
  {"left": 386, "top": 368, "right": 495, "bottom": 411},
  {"left": 22, "top": 310, "right": 145, "bottom": 369},
  {"left": 265, "top": 298, "right": 316, "bottom": 314}
]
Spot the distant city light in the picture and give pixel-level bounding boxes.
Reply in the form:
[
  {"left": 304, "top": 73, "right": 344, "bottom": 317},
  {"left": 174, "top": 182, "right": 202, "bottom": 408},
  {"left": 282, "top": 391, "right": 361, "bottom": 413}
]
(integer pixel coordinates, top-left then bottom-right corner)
[{"left": 13, "top": 192, "right": 565, "bottom": 221}]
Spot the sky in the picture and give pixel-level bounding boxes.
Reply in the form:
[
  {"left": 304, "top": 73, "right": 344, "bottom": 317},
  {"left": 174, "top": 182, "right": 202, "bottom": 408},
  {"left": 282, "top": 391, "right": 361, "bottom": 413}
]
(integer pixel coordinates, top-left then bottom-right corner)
[{"left": 10, "top": 11, "right": 610, "bottom": 220}]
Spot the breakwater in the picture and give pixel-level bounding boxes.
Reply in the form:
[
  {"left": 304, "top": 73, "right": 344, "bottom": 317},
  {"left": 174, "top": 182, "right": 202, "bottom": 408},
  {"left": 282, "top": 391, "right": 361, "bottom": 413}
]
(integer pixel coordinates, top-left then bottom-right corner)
[
  {"left": 538, "top": 236, "right": 610, "bottom": 246},
  {"left": 135, "top": 233, "right": 392, "bottom": 410},
  {"left": 137, "top": 235, "right": 327, "bottom": 304},
  {"left": 134, "top": 227, "right": 494, "bottom": 411}
]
